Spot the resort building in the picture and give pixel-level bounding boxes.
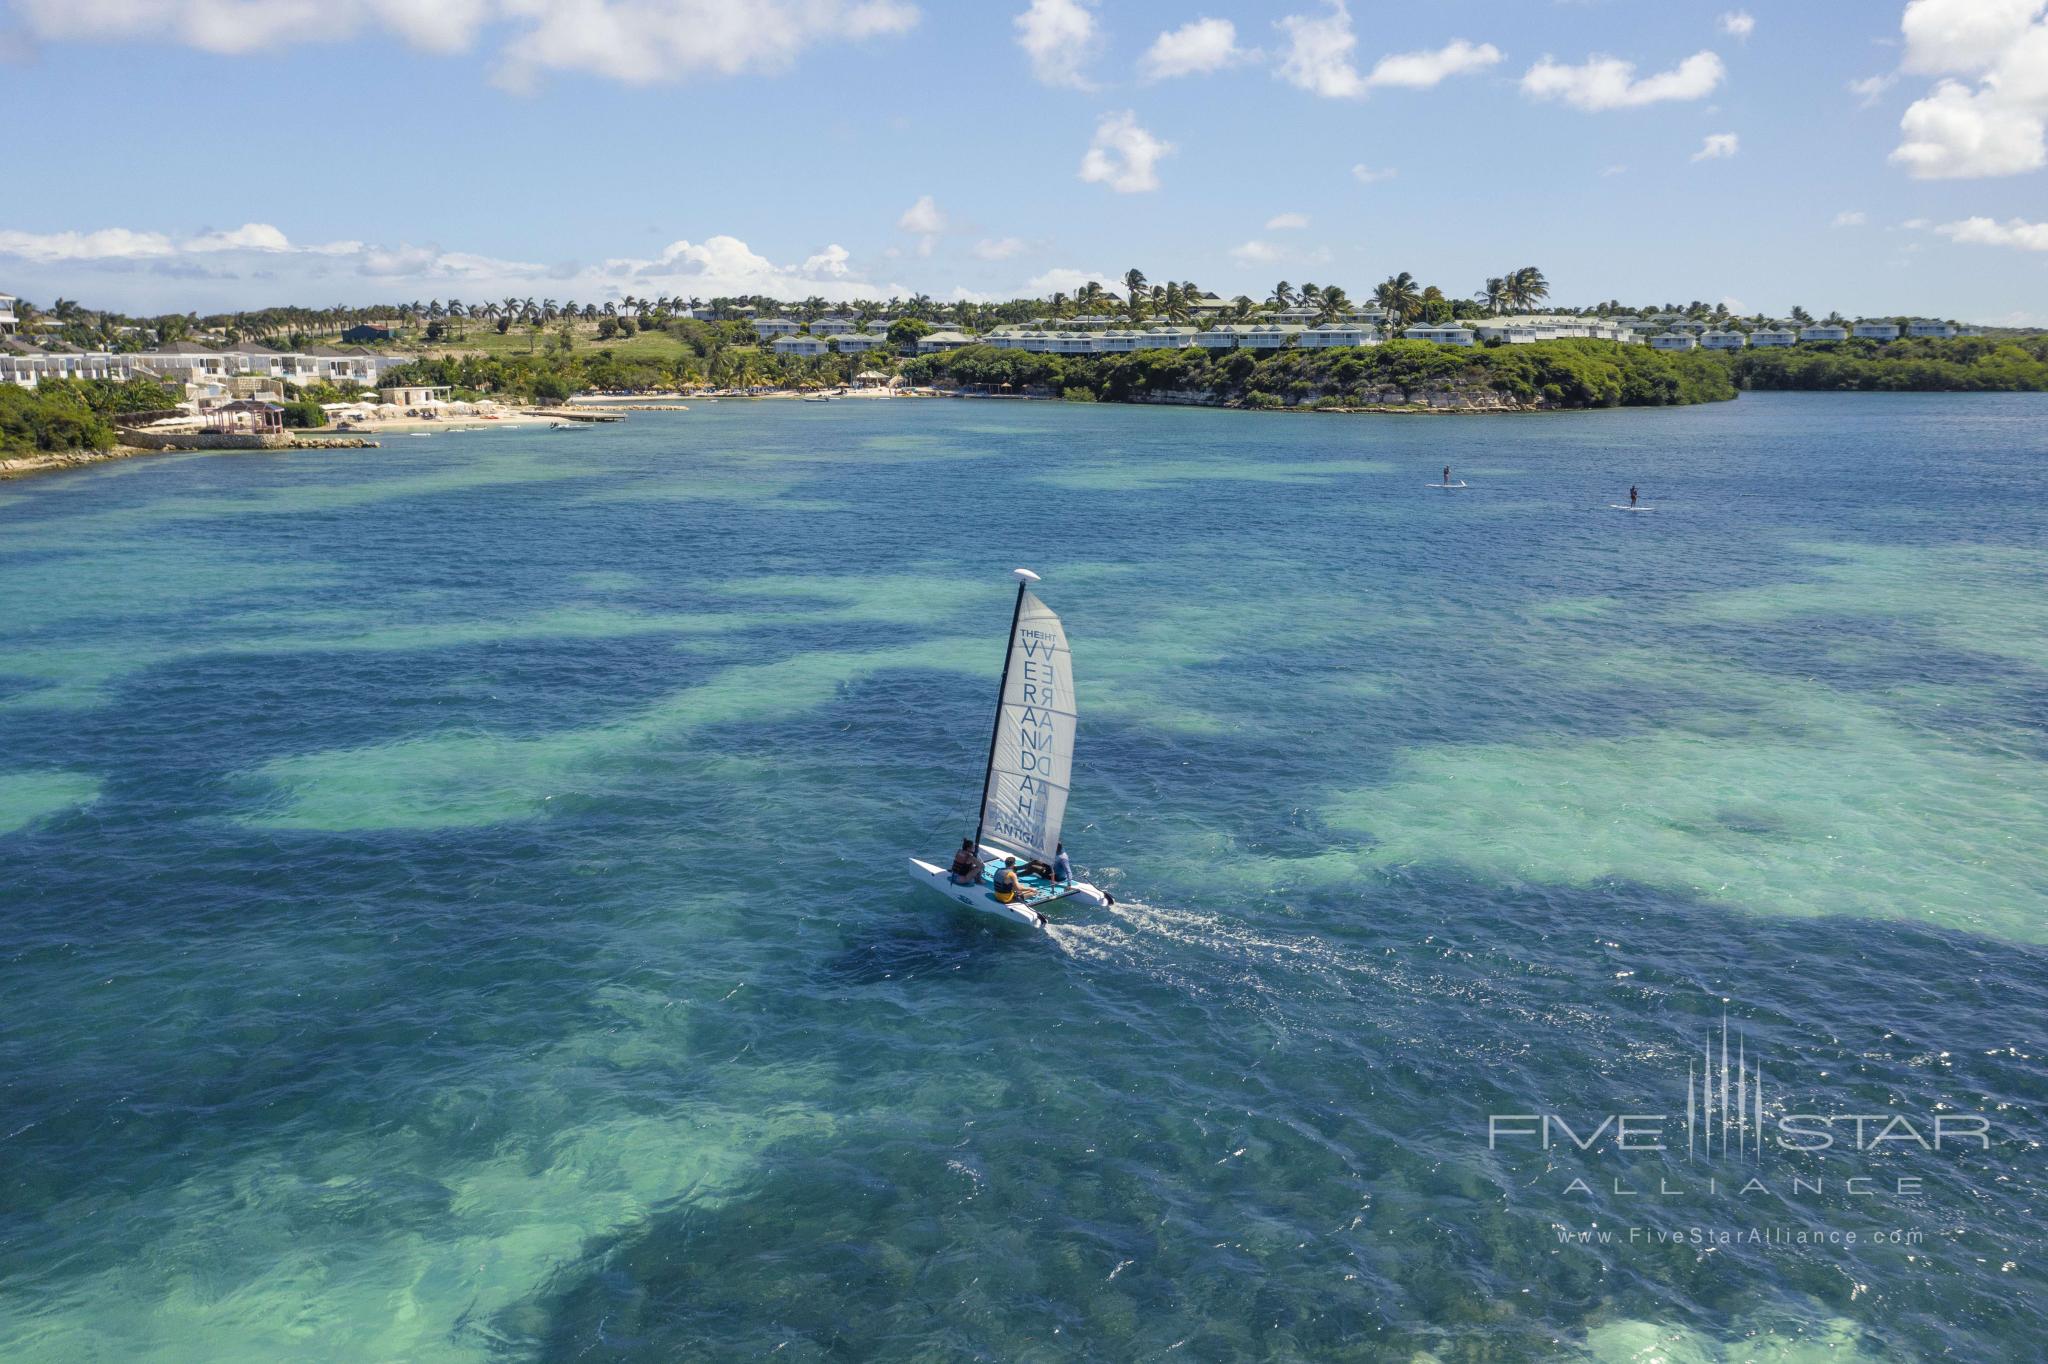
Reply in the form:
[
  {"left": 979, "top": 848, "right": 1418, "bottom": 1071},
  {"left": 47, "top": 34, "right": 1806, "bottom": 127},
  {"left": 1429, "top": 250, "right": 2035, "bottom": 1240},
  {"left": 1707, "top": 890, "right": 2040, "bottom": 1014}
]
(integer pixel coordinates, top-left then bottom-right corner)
[
  {"left": 833, "top": 332, "right": 891, "bottom": 354},
  {"left": 1852, "top": 321, "right": 1901, "bottom": 340},
  {"left": 379, "top": 385, "right": 451, "bottom": 407},
  {"left": 752, "top": 317, "right": 800, "bottom": 338},
  {"left": 1800, "top": 324, "right": 1849, "bottom": 342},
  {"left": 771, "top": 334, "right": 830, "bottom": 357},
  {"left": 1666, "top": 319, "right": 1709, "bottom": 335},
  {"left": 1198, "top": 323, "right": 1307, "bottom": 350},
  {"left": 1402, "top": 325, "right": 1477, "bottom": 347},
  {"left": 915, "top": 330, "right": 974, "bottom": 353},
  {"left": 1699, "top": 329, "right": 1748, "bottom": 350},
  {"left": 1469, "top": 316, "right": 1639, "bottom": 345},
  {"left": 299, "top": 344, "right": 395, "bottom": 385},
  {"left": 0, "top": 293, "right": 16, "bottom": 335},
  {"left": 3, "top": 336, "right": 406, "bottom": 392},
  {"left": 1956, "top": 324, "right": 1985, "bottom": 336},
  {"left": 1906, "top": 319, "right": 1956, "bottom": 338},
  {"left": 1298, "top": 323, "right": 1379, "bottom": 348},
  {"left": 1750, "top": 327, "right": 1798, "bottom": 347},
  {"left": 1648, "top": 333, "right": 1699, "bottom": 351},
  {"left": 865, "top": 317, "right": 896, "bottom": 333},
  {"left": 808, "top": 318, "right": 855, "bottom": 335}
]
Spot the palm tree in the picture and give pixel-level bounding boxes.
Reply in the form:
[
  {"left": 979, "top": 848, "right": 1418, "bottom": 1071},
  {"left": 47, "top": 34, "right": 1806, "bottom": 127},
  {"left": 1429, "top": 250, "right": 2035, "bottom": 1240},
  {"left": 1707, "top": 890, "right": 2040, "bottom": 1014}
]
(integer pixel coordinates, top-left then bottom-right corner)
[
  {"left": 1268, "top": 281, "right": 1295, "bottom": 309},
  {"left": 1299, "top": 283, "right": 1323, "bottom": 314},
  {"left": 1477, "top": 277, "right": 1506, "bottom": 313},
  {"left": 1317, "top": 285, "right": 1350, "bottom": 323},
  {"left": 1373, "top": 272, "right": 1421, "bottom": 330},
  {"left": 1121, "top": 269, "right": 1148, "bottom": 324},
  {"left": 1231, "top": 295, "right": 1255, "bottom": 321}
]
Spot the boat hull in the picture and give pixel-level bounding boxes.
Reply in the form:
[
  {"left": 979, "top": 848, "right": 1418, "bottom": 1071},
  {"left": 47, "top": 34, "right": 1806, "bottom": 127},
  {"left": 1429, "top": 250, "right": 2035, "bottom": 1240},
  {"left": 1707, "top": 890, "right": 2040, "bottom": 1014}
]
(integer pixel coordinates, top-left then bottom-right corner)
[{"left": 907, "top": 853, "right": 1110, "bottom": 930}]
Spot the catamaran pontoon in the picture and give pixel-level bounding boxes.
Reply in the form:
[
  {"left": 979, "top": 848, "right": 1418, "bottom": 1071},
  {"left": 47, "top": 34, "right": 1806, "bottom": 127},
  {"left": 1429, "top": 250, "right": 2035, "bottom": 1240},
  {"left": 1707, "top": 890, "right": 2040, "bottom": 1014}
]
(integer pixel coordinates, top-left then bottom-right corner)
[{"left": 907, "top": 568, "right": 1112, "bottom": 929}]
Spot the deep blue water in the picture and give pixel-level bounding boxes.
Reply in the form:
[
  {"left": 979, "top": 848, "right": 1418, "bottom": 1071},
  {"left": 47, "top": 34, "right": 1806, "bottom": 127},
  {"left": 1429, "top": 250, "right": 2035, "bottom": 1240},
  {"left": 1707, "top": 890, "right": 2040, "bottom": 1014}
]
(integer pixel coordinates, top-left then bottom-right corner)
[{"left": 1, "top": 393, "right": 2045, "bottom": 1362}]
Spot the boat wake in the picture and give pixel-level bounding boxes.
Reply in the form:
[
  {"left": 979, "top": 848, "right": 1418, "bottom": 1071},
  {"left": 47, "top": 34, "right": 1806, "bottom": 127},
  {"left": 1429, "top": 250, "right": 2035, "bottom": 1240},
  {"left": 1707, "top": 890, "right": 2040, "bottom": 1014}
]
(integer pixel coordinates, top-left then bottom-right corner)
[
  {"left": 1044, "top": 897, "right": 1378, "bottom": 997},
  {"left": 1044, "top": 896, "right": 1603, "bottom": 1038}
]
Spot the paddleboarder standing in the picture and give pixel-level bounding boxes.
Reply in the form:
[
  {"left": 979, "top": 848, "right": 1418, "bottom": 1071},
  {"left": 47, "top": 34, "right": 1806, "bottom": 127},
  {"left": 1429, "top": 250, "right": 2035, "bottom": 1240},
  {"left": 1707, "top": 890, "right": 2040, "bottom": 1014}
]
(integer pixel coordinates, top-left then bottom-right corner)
[{"left": 1629, "top": 485, "right": 1638, "bottom": 507}]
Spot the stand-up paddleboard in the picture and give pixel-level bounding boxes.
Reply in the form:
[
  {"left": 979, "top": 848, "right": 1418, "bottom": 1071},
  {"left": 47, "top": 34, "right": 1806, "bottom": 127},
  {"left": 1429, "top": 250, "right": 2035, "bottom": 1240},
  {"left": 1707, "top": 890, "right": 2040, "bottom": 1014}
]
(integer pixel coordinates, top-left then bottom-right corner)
[
  {"left": 1608, "top": 504, "right": 1655, "bottom": 512},
  {"left": 908, "top": 568, "right": 1113, "bottom": 930},
  {"left": 1425, "top": 482, "right": 1469, "bottom": 489}
]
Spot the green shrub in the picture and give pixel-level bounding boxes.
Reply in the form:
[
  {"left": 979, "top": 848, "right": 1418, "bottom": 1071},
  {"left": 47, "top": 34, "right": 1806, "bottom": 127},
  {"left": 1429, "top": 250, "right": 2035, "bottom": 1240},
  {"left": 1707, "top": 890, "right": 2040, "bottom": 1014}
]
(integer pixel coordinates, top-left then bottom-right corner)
[{"left": 280, "top": 398, "right": 326, "bottom": 428}]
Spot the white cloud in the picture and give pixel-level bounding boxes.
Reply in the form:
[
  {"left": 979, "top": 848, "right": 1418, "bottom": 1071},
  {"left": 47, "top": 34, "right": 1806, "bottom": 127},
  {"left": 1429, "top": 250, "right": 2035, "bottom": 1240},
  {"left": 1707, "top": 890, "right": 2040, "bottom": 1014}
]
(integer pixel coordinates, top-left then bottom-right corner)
[
  {"left": 1229, "top": 240, "right": 1282, "bottom": 265},
  {"left": 1890, "top": 0, "right": 2048, "bottom": 178},
  {"left": 1902, "top": 217, "right": 1932, "bottom": 228},
  {"left": 1265, "top": 212, "right": 1310, "bottom": 230},
  {"left": 1014, "top": 0, "right": 1098, "bottom": 88},
  {"left": 1025, "top": 266, "right": 1118, "bottom": 295},
  {"left": 1274, "top": 0, "right": 1365, "bottom": 98},
  {"left": 1140, "top": 16, "right": 1247, "bottom": 80},
  {"left": 1833, "top": 210, "right": 1869, "bottom": 227},
  {"left": 10, "top": 0, "right": 483, "bottom": 56},
  {"left": 1892, "top": 78, "right": 2046, "bottom": 176},
  {"left": 1900, "top": 0, "right": 2045, "bottom": 74},
  {"left": 1936, "top": 215, "right": 2048, "bottom": 249},
  {"left": 1077, "top": 110, "right": 1173, "bottom": 192},
  {"left": 1349, "top": 164, "right": 1396, "bottom": 183},
  {"left": 493, "top": 0, "right": 917, "bottom": 91},
  {"left": 802, "top": 243, "right": 852, "bottom": 276},
  {"left": 1719, "top": 11, "right": 1755, "bottom": 40},
  {"left": 1601, "top": 163, "right": 1629, "bottom": 176},
  {"left": 897, "top": 195, "right": 945, "bottom": 234},
  {"left": 1692, "top": 131, "right": 1740, "bottom": 160},
  {"left": 1364, "top": 39, "right": 1502, "bottom": 90},
  {"left": 1521, "top": 50, "right": 1726, "bottom": 111},
  {"left": 0, "top": 226, "right": 179, "bottom": 262},
  {"left": 1850, "top": 73, "right": 1899, "bottom": 104},
  {"left": 0, "top": 222, "right": 906, "bottom": 308},
  {"left": 185, "top": 223, "right": 295, "bottom": 253},
  {"left": 0, "top": 221, "right": 353, "bottom": 262},
  {"left": 896, "top": 195, "right": 946, "bottom": 257},
  {"left": 972, "top": 237, "right": 1030, "bottom": 260},
  {"left": 12, "top": 0, "right": 920, "bottom": 89}
]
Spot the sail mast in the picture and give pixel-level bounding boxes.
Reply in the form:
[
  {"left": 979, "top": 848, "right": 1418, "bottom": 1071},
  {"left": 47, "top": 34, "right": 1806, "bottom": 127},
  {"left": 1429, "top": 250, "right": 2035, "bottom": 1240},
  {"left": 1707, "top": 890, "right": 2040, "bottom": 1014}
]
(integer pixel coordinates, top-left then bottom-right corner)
[{"left": 973, "top": 568, "right": 1037, "bottom": 854}]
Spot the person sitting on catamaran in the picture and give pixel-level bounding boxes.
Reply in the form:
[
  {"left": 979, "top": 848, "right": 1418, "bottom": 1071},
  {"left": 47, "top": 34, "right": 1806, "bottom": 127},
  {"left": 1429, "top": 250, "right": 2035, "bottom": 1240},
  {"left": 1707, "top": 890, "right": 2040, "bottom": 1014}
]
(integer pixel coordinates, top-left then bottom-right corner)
[
  {"left": 948, "top": 838, "right": 981, "bottom": 883},
  {"left": 1054, "top": 844, "right": 1072, "bottom": 884},
  {"left": 991, "top": 858, "right": 1023, "bottom": 903}
]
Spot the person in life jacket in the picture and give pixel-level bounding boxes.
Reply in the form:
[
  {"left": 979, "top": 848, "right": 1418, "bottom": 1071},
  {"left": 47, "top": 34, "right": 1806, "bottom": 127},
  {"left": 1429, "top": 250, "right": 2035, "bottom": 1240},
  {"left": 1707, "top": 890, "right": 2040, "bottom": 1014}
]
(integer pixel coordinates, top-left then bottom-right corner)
[
  {"left": 948, "top": 838, "right": 980, "bottom": 883},
  {"left": 991, "top": 858, "right": 1022, "bottom": 903}
]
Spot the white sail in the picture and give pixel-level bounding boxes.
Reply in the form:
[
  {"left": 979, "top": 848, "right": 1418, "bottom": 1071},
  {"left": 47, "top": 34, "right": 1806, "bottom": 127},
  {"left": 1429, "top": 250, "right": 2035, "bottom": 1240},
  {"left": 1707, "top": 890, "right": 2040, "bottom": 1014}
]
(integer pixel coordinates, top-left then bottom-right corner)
[{"left": 979, "top": 589, "right": 1074, "bottom": 864}]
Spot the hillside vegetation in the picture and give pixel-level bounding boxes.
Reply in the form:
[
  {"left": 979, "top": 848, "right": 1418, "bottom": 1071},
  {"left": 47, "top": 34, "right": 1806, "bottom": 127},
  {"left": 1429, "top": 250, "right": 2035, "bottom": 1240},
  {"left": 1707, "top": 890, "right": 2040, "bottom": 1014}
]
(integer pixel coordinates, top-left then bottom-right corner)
[
  {"left": 0, "top": 378, "right": 183, "bottom": 456},
  {"left": 1729, "top": 335, "right": 2048, "bottom": 391},
  {"left": 905, "top": 338, "right": 1737, "bottom": 410}
]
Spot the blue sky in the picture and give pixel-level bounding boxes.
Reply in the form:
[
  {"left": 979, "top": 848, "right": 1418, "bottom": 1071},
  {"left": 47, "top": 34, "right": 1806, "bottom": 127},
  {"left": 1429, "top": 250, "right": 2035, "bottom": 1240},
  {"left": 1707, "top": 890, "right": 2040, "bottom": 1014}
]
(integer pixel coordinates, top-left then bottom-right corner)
[{"left": 2, "top": 0, "right": 2045, "bottom": 321}]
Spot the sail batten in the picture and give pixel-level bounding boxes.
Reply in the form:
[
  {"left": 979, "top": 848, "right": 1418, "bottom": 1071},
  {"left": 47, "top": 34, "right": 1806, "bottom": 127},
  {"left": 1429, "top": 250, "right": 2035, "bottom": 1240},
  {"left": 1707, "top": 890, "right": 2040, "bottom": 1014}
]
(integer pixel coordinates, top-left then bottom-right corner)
[{"left": 978, "top": 589, "right": 1074, "bottom": 864}]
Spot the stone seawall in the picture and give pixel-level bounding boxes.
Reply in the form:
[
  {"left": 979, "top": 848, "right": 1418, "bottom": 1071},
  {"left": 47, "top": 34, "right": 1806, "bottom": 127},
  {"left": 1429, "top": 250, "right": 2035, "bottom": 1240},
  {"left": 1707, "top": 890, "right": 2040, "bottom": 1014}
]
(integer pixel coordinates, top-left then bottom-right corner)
[{"left": 115, "top": 430, "right": 294, "bottom": 451}]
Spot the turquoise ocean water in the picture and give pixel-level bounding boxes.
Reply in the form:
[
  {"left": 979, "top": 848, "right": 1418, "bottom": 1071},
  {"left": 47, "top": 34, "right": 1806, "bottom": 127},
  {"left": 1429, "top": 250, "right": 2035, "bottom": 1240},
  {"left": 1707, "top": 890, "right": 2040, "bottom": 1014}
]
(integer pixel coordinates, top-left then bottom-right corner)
[{"left": 1, "top": 393, "right": 2044, "bottom": 1361}]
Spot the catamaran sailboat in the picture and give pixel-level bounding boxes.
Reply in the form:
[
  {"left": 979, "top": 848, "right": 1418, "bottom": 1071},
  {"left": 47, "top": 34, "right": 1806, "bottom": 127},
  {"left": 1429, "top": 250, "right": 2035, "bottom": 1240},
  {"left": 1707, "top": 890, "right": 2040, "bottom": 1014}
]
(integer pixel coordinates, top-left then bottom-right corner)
[{"left": 908, "top": 568, "right": 1113, "bottom": 929}]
